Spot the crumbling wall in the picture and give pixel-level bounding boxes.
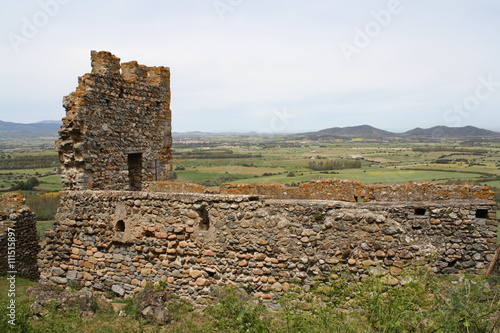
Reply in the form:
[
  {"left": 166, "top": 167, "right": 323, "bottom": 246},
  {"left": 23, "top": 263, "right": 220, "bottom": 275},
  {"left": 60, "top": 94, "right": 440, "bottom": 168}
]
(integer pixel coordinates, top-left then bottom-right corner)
[
  {"left": 56, "top": 51, "right": 173, "bottom": 191},
  {"left": 0, "top": 193, "right": 40, "bottom": 280},
  {"left": 47, "top": 51, "right": 499, "bottom": 303},
  {"left": 38, "top": 191, "right": 497, "bottom": 302},
  {"left": 146, "top": 179, "right": 495, "bottom": 202}
]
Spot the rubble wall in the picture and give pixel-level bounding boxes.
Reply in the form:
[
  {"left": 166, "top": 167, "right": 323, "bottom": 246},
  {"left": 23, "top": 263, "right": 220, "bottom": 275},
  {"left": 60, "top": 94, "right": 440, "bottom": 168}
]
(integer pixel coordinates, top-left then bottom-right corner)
[
  {"left": 0, "top": 193, "right": 40, "bottom": 280},
  {"left": 56, "top": 51, "right": 173, "bottom": 191},
  {"left": 38, "top": 190, "right": 497, "bottom": 302},
  {"left": 146, "top": 179, "right": 495, "bottom": 202}
]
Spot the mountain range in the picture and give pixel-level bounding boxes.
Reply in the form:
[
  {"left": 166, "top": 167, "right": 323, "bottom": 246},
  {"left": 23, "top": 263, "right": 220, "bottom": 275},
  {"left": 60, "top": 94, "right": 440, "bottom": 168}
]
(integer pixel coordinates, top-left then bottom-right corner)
[
  {"left": 0, "top": 120, "right": 498, "bottom": 140},
  {"left": 297, "top": 125, "right": 500, "bottom": 140},
  {"left": 0, "top": 120, "right": 61, "bottom": 139}
]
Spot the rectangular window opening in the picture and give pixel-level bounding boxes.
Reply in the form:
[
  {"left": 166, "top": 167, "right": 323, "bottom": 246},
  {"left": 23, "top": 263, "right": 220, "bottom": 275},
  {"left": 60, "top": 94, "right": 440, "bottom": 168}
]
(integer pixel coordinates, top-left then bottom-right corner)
[
  {"left": 128, "top": 153, "right": 143, "bottom": 191},
  {"left": 414, "top": 208, "right": 427, "bottom": 216},
  {"left": 475, "top": 209, "right": 489, "bottom": 219}
]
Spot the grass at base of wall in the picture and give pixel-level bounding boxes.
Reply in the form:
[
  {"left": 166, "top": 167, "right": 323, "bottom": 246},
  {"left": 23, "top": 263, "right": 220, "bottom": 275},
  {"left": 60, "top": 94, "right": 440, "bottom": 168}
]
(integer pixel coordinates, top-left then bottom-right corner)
[
  {"left": 37, "top": 221, "right": 54, "bottom": 243},
  {"left": 1, "top": 269, "right": 499, "bottom": 332}
]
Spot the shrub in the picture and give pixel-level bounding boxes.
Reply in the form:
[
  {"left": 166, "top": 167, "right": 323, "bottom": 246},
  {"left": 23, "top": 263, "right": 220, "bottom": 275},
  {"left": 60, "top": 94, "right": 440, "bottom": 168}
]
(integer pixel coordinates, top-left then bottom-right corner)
[
  {"left": 11, "top": 177, "right": 40, "bottom": 191},
  {"left": 204, "top": 286, "right": 270, "bottom": 333},
  {"left": 308, "top": 159, "right": 361, "bottom": 171},
  {"left": 23, "top": 192, "right": 60, "bottom": 221}
]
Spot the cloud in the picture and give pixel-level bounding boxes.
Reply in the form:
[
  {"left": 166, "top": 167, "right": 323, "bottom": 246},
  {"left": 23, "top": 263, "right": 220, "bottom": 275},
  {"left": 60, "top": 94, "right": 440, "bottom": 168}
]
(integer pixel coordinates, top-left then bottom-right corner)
[{"left": 0, "top": 0, "right": 499, "bottom": 131}]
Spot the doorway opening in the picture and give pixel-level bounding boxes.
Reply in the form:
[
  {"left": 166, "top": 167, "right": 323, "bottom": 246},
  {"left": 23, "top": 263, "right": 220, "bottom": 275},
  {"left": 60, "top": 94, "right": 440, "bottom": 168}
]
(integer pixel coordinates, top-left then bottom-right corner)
[{"left": 128, "top": 153, "right": 143, "bottom": 191}]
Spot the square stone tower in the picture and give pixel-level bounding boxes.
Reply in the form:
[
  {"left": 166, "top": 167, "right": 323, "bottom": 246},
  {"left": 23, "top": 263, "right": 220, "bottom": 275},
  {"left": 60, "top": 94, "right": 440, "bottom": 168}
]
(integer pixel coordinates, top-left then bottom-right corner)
[{"left": 56, "top": 51, "right": 173, "bottom": 190}]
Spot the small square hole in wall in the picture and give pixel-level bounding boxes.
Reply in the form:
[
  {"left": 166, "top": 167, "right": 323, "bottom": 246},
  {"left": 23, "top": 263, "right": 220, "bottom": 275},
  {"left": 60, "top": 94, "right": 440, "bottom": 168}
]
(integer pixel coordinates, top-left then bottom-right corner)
[
  {"left": 115, "top": 220, "right": 125, "bottom": 232},
  {"left": 354, "top": 196, "right": 365, "bottom": 203},
  {"left": 475, "top": 209, "right": 488, "bottom": 219},
  {"left": 414, "top": 208, "right": 426, "bottom": 216}
]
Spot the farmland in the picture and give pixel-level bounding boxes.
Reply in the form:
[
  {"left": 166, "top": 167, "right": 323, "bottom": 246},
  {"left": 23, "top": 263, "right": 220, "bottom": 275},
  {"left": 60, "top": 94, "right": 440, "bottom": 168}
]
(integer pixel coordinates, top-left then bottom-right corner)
[
  {"left": 2, "top": 134, "right": 500, "bottom": 192},
  {"left": 172, "top": 135, "right": 500, "bottom": 191},
  {"left": 1, "top": 133, "right": 499, "bottom": 332}
]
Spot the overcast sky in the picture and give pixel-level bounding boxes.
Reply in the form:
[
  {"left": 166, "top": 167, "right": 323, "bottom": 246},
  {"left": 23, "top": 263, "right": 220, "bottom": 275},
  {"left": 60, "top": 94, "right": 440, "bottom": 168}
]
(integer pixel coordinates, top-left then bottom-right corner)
[{"left": 1, "top": 0, "right": 499, "bottom": 133}]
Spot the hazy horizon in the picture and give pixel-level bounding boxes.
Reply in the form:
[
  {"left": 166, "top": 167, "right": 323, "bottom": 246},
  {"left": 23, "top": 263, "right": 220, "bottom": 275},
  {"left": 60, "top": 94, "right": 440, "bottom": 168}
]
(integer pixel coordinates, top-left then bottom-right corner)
[
  {"left": 2, "top": 118, "right": 500, "bottom": 135},
  {"left": 1, "top": 1, "right": 499, "bottom": 133}
]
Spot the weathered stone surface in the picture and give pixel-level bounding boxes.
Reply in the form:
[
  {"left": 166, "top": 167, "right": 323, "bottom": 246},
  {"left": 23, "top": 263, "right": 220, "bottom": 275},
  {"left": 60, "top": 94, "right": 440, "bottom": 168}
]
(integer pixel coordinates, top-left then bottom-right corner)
[
  {"left": 38, "top": 190, "right": 497, "bottom": 305},
  {"left": 150, "top": 179, "right": 495, "bottom": 202},
  {"left": 111, "top": 284, "right": 125, "bottom": 296},
  {"left": 56, "top": 50, "right": 173, "bottom": 191},
  {"left": 37, "top": 51, "right": 499, "bottom": 307},
  {"left": 189, "top": 270, "right": 203, "bottom": 279},
  {"left": 27, "top": 284, "right": 96, "bottom": 317},
  {"left": 135, "top": 289, "right": 173, "bottom": 325},
  {"left": 0, "top": 193, "right": 40, "bottom": 280}
]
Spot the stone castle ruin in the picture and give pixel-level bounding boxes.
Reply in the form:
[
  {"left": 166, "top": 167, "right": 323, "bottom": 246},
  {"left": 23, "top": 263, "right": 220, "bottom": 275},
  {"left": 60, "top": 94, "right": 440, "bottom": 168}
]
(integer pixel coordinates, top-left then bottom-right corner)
[
  {"left": 35, "top": 51, "right": 498, "bottom": 302},
  {"left": 56, "top": 50, "right": 173, "bottom": 191},
  {"left": 0, "top": 193, "right": 39, "bottom": 281}
]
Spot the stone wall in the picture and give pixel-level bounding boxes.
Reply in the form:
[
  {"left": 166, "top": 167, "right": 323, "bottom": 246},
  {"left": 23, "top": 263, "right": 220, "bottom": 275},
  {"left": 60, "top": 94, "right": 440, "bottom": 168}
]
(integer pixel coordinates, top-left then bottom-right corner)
[
  {"left": 56, "top": 51, "right": 173, "bottom": 191},
  {"left": 38, "top": 190, "right": 497, "bottom": 302},
  {"left": 146, "top": 179, "right": 496, "bottom": 202},
  {"left": 0, "top": 193, "right": 40, "bottom": 280}
]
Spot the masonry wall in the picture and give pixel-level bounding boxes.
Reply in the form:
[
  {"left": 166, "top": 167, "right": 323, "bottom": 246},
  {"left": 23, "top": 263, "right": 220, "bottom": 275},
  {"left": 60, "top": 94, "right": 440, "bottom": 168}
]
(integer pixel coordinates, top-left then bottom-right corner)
[
  {"left": 0, "top": 193, "right": 40, "bottom": 280},
  {"left": 146, "top": 179, "right": 496, "bottom": 202},
  {"left": 56, "top": 51, "right": 173, "bottom": 191},
  {"left": 38, "top": 190, "right": 497, "bottom": 302}
]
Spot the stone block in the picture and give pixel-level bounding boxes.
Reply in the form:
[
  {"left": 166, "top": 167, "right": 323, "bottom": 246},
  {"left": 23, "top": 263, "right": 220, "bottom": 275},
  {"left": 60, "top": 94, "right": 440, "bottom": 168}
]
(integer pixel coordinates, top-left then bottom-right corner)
[{"left": 112, "top": 284, "right": 125, "bottom": 296}]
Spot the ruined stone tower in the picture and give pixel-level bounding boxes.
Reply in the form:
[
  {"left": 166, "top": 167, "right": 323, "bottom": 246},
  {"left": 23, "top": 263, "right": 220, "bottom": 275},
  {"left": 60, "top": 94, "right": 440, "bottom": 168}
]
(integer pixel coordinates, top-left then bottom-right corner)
[
  {"left": 41, "top": 51, "right": 498, "bottom": 302},
  {"left": 56, "top": 51, "right": 173, "bottom": 190}
]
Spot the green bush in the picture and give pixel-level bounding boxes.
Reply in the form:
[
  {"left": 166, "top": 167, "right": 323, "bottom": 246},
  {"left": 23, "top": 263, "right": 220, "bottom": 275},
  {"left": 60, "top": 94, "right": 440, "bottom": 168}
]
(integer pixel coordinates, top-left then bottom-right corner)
[
  {"left": 1, "top": 270, "right": 499, "bottom": 332},
  {"left": 23, "top": 192, "right": 60, "bottom": 221},
  {"left": 431, "top": 276, "right": 500, "bottom": 332},
  {"left": 0, "top": 298, "right": 34, "bottom": 333},
  {"left": 308, "top": 159, "right": 361, "bottom": 171},
  {"left": 204, "top": 286, "right": 270, "bottom": 333},
  {"left": 11, "top": 177, "right": 40, "bottom": 191}
]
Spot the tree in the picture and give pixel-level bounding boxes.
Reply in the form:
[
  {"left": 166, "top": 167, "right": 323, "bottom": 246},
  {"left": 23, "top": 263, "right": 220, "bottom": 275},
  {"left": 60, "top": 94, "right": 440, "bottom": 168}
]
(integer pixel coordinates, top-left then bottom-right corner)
[
  {"left": 25, "top": 177, "right": 40, "bottom": 189},
  {"left": 11, "top": 177, "right": 40, "bottom": 191}
]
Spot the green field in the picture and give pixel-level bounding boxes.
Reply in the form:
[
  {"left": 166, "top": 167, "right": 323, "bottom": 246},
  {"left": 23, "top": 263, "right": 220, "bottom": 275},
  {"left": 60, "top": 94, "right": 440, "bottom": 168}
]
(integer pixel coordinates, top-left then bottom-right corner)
[
  {"left": 225, "top": 168, "right": 487, "bottom": 185},
  {"left": 1, "top": 136, "right": 499, "bottom": 332},
  {"left": 2, "top": 135, "right": 499, "bottom": 193},
  {"left": 172, "top": 137, "right": 500, "bottom": 187},
  {"left": 36, "top": 174, "right": 62, "bottom": 191}
]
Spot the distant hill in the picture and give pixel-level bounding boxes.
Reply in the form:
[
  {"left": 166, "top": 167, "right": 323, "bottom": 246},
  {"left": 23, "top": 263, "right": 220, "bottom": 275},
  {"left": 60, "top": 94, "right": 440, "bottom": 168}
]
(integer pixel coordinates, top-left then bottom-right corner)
[
  {"left": 297, "top": 125, "right": 499, "bottom": 140},
  {"left": 0, "top": 120, "right": 61, "bottom": 139},
  {"left": 1, "top": 120, "right": 498, "bottom": 141},
  {"left": 298, "top": 125, "right": 396, "bottom": 139},
  {"left": 402, "top": 125, "right": 500, "bottom": 138}
]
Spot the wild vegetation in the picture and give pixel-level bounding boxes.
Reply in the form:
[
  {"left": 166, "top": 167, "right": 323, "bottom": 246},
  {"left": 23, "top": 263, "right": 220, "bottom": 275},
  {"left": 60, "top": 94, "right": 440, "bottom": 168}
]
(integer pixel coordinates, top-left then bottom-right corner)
[
  {"left": 308, "top": 159, "right": 362, "bottom": 171},
  {"left": 1, "top": 268, "right": 499, "bottom": 332},
  {"left": 23, "top": 192, "right": 60, "bottom": 221},
  {"left": 0, "top": 153, "right": 58, "bottom": 170},
  {"left": 0, "top": 133, "right": 499, "bottom": 331}
]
